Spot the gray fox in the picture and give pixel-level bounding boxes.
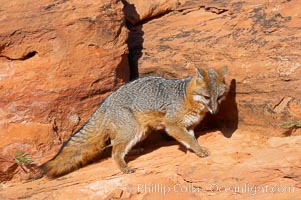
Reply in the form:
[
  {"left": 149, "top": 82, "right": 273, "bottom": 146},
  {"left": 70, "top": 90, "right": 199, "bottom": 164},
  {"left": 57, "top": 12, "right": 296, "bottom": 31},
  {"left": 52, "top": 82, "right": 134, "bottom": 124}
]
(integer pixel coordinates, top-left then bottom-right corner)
[{"left": 42, "top": 66, "right": 228, "bottom": 177}]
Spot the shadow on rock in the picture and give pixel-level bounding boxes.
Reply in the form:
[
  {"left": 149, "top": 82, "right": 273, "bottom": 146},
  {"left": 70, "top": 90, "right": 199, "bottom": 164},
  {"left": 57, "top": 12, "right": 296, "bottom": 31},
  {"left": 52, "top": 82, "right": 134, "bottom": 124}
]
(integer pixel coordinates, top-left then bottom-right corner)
[{"left": 122, "top": 0, "right": 144, "bottom": 80}]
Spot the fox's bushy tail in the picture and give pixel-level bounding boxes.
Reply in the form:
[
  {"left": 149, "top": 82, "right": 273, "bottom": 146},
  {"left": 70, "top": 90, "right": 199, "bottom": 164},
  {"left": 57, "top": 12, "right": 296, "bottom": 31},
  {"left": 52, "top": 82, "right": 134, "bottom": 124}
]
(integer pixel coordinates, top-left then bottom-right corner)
[{"left": 42, "top": 112, "right": 109, "bottom": 177}]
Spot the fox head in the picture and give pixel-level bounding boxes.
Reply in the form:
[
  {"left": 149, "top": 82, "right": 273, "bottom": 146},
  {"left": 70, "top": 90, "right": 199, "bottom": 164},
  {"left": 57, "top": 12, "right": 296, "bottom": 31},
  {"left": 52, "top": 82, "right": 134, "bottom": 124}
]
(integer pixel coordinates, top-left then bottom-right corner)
[{"left": 189, "top": 66, "right": 228, "bottom": 114}]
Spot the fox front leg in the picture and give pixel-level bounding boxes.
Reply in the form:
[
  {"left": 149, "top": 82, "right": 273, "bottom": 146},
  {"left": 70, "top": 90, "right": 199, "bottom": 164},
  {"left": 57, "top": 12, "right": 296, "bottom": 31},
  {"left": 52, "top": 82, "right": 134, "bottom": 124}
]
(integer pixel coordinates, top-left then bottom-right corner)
[{"left": 165, "top": 125, "right": 210, "bottom": 157}]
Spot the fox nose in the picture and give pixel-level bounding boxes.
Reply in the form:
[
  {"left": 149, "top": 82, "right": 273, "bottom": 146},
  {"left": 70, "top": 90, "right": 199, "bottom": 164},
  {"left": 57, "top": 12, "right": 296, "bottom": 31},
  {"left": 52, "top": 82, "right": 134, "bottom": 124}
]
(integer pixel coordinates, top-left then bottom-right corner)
[
  {"left": 210, "top": 108, "right": 218, "bottom": 115},
  {"left": 208, "top": 102, "right": 219, "bottom": 114}
]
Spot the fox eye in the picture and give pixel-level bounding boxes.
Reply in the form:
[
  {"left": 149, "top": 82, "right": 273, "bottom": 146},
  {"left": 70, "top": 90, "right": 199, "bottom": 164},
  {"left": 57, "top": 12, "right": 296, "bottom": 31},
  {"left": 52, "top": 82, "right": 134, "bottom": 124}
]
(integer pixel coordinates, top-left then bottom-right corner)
[
  {"left": 217, "top": 95, "right": 223, "bottom": 100},
  {"left": 204, "top": 95, "right": 210, "bottom": 100}
]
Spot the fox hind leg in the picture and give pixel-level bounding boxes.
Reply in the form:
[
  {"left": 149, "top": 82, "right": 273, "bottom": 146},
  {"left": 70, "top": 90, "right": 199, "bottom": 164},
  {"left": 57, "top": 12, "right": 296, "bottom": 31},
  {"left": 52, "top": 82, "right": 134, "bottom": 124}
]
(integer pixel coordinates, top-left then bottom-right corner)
[
  {"left": 112, "top": 142, "right": 135, "bottom": 174},
  {"left": 111, "top": 127, "right": 147, "bottom": 174}
]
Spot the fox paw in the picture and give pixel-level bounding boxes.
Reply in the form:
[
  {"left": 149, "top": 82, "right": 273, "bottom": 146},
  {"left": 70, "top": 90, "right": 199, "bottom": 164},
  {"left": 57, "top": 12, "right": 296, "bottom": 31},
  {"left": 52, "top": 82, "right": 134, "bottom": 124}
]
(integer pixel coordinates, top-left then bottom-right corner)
[
  {"left": 196, "top": 147, "right": 210, "bottom": 158},
  {"left": 121, "top": 166, "right": 136, "bottom": 174}
]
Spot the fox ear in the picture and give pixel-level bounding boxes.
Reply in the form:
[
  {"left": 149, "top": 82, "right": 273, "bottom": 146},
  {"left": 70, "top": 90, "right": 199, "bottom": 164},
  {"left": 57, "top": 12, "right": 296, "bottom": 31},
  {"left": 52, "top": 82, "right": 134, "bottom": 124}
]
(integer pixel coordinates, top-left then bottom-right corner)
[
  {"left": 195, "top": 67, "right": 205, "bottom": 79},
  {"left": 219, "top": 66, "right": 228, "bottom": 75}
]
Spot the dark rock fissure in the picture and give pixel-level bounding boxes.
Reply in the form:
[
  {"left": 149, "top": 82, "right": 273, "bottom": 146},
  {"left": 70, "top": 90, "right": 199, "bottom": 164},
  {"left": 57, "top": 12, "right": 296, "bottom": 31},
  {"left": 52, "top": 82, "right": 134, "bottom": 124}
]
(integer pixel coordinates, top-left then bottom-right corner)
[{"left": 0, "top": 51, "right": 38, "bottom": 61}]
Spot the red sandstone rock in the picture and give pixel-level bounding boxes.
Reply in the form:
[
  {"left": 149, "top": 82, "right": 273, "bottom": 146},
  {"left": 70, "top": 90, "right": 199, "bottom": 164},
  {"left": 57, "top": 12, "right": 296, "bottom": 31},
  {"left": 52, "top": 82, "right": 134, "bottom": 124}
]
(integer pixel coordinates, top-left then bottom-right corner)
[
  {"left": 0, "top": 0, "right": 129, "bottom": 181},
  {"left": 0, "top": 130, "right": 300, "bottom": 199},
  {"left": 123, "top": 0, "right": 183, "bottom": 25}
]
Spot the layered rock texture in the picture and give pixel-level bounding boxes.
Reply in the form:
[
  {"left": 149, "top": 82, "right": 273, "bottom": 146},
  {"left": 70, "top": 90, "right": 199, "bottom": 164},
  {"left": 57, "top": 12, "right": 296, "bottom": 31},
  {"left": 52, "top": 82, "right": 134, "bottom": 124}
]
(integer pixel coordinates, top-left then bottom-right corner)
[
  {"left": 0, "top": 0, "right": 129, "bottom": 180},
  {"left": 0, "top": 0, "right": 301, "bottom": 199},
  {"left": 1, "top": 131, "right": 301, "bottom": 199}
]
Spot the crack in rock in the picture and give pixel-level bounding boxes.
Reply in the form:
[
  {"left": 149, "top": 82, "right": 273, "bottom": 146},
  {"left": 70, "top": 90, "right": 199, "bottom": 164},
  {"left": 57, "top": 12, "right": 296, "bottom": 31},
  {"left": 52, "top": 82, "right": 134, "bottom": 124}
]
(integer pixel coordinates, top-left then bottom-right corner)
[
  {"left": 174, "top": 4, "right": 228, "bottom": 15},
  {"left": 0, "top": 51, "right": 37, "bottom": 61}
]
